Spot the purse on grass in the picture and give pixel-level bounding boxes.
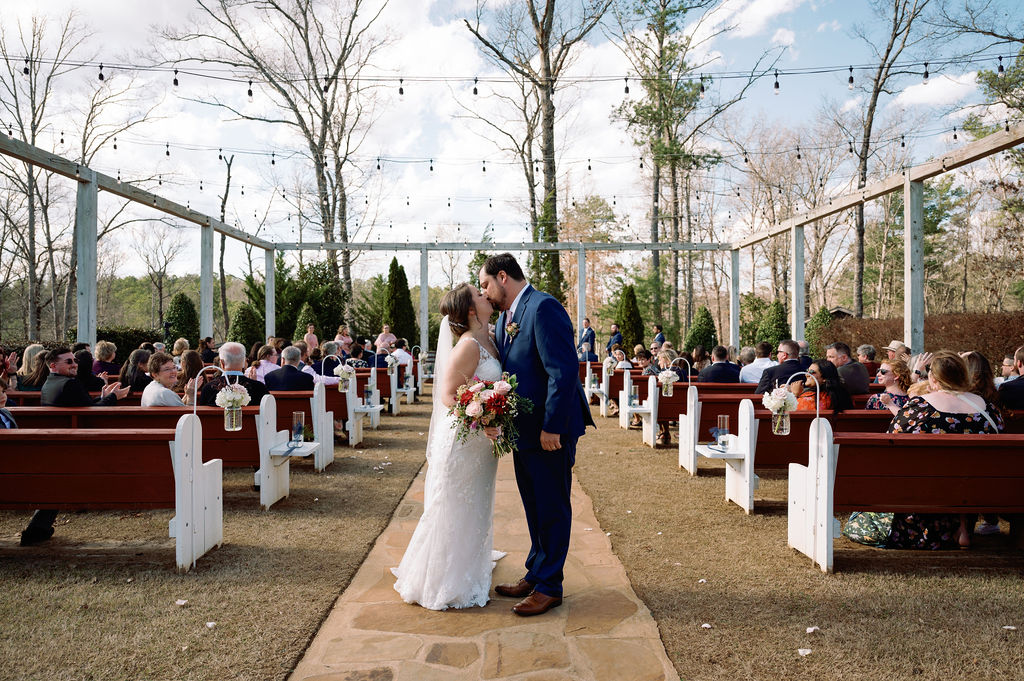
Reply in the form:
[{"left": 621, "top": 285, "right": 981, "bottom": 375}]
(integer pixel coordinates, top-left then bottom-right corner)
[{"left": 842, "top": 512, "right": 894, "bottom": 548}]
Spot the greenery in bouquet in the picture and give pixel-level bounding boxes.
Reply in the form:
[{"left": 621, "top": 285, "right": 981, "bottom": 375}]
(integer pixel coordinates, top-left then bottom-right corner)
[
  {"left": 449, "top": 372, "right": 534, "bottom": 458},
  {"left": 215, "top": 383, "right": 251, "bottom": 409},
  {"left": 761, "top": 386, "right": 797, "bottom": 414}
]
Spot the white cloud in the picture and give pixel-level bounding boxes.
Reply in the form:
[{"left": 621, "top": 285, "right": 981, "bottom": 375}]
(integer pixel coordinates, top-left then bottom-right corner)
[
  {"left": 772, "top": 28, "right": 796, "bottom": 46},
  {"left": 889, "top": 72, "right": 979, "bottom": 110},
  {"left": 730, "top": 0, "right": 807, "bottom": 38},
  {"left": 816, "top": 20, "right": 841, "bottom": 32},
  {"left": 841, "top": 95, "right": 864, "bottom": 113}
]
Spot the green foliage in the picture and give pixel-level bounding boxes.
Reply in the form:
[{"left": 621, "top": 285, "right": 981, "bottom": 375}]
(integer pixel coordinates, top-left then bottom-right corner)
[
  {"left": 350, "top": 275, "right": 388, "bottom": 342},
  {"left": 244, "top": 256, "right": 346, "bottom": 340},
  {"left": 683, "top": 305, "right": 717, "bottom": 353},
  {"left": 383, "top": 258, "right": 418, "bottom": 341},
  {"left": 165, "top": 293, "right": 200, "bottom": 344},
  {"left": 754, "top": 301, "right": 790, "bottom": 349},
  {"left": 804, "top": 306, "right": 833, "bottom": 359},
  {"left": 227, "top": 303, "right": 265, "bottom": 351},
  {"left": 292, "top": 302, "right": 319, "bottom": 342},
  {"left": 95, "top": 326, "right": 163, "bottom": 354},
  {"left": 739, "top": 293, "right": 768, "bottom": 347},
  {"left": 528, "top": 198, "right": 566, "bottom": 303},
  {"left": 616, "top": 285, "right": 644, "bottom": 350}
]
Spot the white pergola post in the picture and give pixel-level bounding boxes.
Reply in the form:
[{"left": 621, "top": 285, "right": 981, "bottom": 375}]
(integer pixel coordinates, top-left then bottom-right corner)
[
  {"left": 264, "top": 249, "right": 275, "bottom": 340},
  {"left": 576, "top": 245, "right": 586, "bottom": 337},
  {"left": 904, "top": 178, "right": 925, "bottom": 352},
  {"left": 419, "top": 246, "right": 429, "bottom": 353},
  {"left": 200, "top": 224, "right": 214, "bottom": 338},
  {"left": 729, "top": 249, "right": 740, "bottom": 348},
  {"left": 75, "top": 168, "right": 98, "bottom": 346},
  {"left": 790, "top": 224, "right": 805, "bottom": 340}
]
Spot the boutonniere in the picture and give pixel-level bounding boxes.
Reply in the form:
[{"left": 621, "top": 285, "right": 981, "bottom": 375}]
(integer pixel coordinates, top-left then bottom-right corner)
[{"left": 505, "top": 322, "right": 520, "bottom": 339}]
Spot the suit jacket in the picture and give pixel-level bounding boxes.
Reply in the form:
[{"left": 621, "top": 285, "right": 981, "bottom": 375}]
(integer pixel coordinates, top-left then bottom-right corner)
[
  {"left": 838, "top": 360, "right": 870, "bottom": 395},
  {"left": 653, "top": 332, "right": 666, "bottom": 344},
  {"left": 577, "top": 326, "right": 595, "bottom": 352},
  {"left": 40, "top": 374, "right": 118, "bottom": 407},
  {"left": 698, "top": 361, "right": 741, "bottom": 383},
  {"left": 998, "top": 377, "right": 1024, "bottom": 409},
  {"left": 496, "top": 285, "right": 594, "bottom": 450},
  {"left": 0, "top": 407, "right": 16, "bottom": 429},
  {"left": 199, "top": 375, "right": 269, "bottom": 407},
  {"left": 755, "top": 359, "right": 803, "bottom": 394},
  {"left": 265, "top": 365, "right": 315, "bottom": 391},
  {"left": 606, "top": 331, "right": 623, "bottom": 355},
  {"left": 799, "top": 355, "right": 813, "bottom": 369},
  {"left": 578, "top": 351, "right": 598, "bottom": 362},
  {"left": 370, "top": 353, "right": 389, "bottom": 369}
]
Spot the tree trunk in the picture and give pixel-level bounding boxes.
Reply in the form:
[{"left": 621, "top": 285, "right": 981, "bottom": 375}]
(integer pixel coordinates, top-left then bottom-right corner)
[
  {"left": 650, "top": 156, "right": 662, "bottom": 321},
  {"left": 26, "top": 168, "right": 39, "bottom": 340},
  {"left": 684, "top": 170, "right": 693, "bottom": 328},
  {"left": 538, "top": 53, "right": 563, "bottom": 301},
  {"left": 669, "top": 160, "right": 680, "bottom": 336}
]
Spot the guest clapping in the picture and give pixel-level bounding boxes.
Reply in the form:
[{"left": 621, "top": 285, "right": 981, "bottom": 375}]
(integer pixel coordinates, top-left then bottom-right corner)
[
  {"left": 866, "top": 359, "right": 912, "bottom": 413},
  {"left": 141, "top": 352, "right": 201, "bottom": 406}
]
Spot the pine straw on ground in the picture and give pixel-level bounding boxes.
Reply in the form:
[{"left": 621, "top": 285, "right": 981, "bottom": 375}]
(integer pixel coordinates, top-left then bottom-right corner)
[
  {"left": 573, "top": 413, "right": 1024, "bottom": 681},
  {"left": 0, "top": 398, "right": 431, "bottom": 681}
]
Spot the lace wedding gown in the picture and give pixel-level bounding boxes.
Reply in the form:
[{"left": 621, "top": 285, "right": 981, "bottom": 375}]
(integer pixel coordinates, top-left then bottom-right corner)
[{"left": 392, "top": 339, "right": 505, "bottom": 610}]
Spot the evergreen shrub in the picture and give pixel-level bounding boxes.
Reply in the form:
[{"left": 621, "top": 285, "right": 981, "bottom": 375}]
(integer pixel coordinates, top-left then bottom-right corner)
[{"left": 683, "top": 306, "right": 718, "bottom": 352}]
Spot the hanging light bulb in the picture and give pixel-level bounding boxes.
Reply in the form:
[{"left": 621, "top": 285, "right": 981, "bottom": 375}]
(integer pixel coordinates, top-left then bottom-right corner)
[
  {"left": 743, "top": 152, "right": 748, "bottom": 164},
  {"left": 200, "top": 179, "right": 204, "bottom": 191},
  {"left": 376, "top": 157, "right": 381, "bottom": 170},
  {"left": 165, "top": 142, "right": 170, "bottom": 157},
  {"left": 59, "top": 131, "right": 64, "bottom": 145},
  {"left": 271, "top": 152, "right": 275, "bottom": 165},
  {"left": 482, "top": 160, "right": 486, "bottom": 173},
  {"left": 447, "top": 197, "right": 450, "bottom": 208},
  {"left": 998, "top": 56, "right": 1005, "bottom": 78},
  {"left": 901, "top": 134, "right": 905, "bottom": 148},
  {"left": 848, "top": 66, "right": 854, "bottom": 90},
  {"left": 218, "top": 148, "right": 222, "bottom": 160},
  {"left": 406, "top": 196, "right": 410, "bottom": 206},
  {"left": 612, "top": 195, "right": 616, "bottom": 206},
  {"left": 587, "top": 158, "right": 591, "bottom": 171},
  {"left": 922, "top": 62, "right": 929, "bottom": 84},
  {"left": 773, "top": 70, "right": 779, "bottom": 95},
  {"left": 1006, "top": 120, "right": 1011, "bottom": 132},
  {"left": 241, "top": 185, "right": 245, "bottom": 196},
  {"left": 624, "top": 77, "right": 629, "bottom": 94},
  {"left": 473, "top": 77, "right": 478, "bottom": 95},
  {"left": 952, "top": 126, "right": 958, "bottom": 141},
  {"left": 117, "top": 169, "right": 121, "bottom": 182},
  {"left": 173, "top": 69, "right": 179, "bottom": 87},
  {"left": 247, "top": 80, "right": 254, "bottom": 101},
  {"left": 112, "top": 137, "right": 117, "bottom": 150},
  {"left": 22, "top": 58, "right": 29, "bottom": 77},
  {"left": 323, "top": 77, "right": 331, "bottom": 93},
  {"left": 699, "top": 75, "right": 706, "bottom": 100},
  {"left": 848, "top": 140, "right": 854, "bottom": 154},
  {"left": 398, "top": 77, "right": 404, "bottom": 95},
  {"left": 796, "top": 145, "right": 801, "bottom": 160},
  {"left": 158, "top": 175, "right": 162, "bottom": 186},
  {"left": 429, "top": 159, "right": 433, "bottom": 171},
  {"left": 98, "top": 64, "right": 105, "bottom": 81},
  {"left": 639, "top": 157, "right": 644, "bottom": 169},
  {"left": 489, "top": 198, "right": 492, "bottom": 208}
]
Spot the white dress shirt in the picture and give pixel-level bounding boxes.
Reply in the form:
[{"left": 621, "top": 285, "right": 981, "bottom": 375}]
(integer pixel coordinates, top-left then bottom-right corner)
[
  {"left": 739, "top": 356, "right": 778, "bottom": 384},
  {"left": 506, "top": 283, "right": 529, "bottom": 323}
]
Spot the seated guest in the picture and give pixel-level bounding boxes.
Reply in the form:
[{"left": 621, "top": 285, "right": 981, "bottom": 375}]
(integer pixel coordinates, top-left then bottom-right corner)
[
  {"left": 883, "top": 340, "right": 910, "bottom": 361},
  {"left": 265, "top": 346, "right": 315, "bottom": 391},
  {"left": 865, "top": 358, "right": 911, "bottom": 413},
  {"left": 995, "top": 353, "right": 1019, "bottom": 387},
  {"left": 649, "top": 341, "right": 661, "bottom": 356},
  {"left": 635, "top": 349, "right": 657, "bottom": 376},
  {"left": 962, "top": 351, "right": 1000, "bottom": 409},
  {"left": 0, "top": 344, "right": 16, "bottom": 383},
  {"left": 997, "top": 346, "right": 1024, "bottom": 409},
  {"left": 17, "top": 352, "right": 50, "bottom": 391},
  {"left": 92, "top": 340, "right": 121, "bottom": 376},
  {"left": 199, "top": 342, "right": 269, "bottom": 407},
  {"left": 738, "top": 346, "right": 755, "bottom": 368},
  {"left": 578, "top": 341, "right": 598, "bottom": 363},
  {"left": 247, "top": 341, "right": 264, "bottom": 365},
  {"left": 797, "top": 340, "right": 813, "bottom": 369},
  {"left": 199, "top": 337, "right": 218, "bottom": 364},
  {"left": 75, "top": 349, "right": 106, "bottom": 391},
  {"left": 740, "top": 342, "right": 776, "bottom": 384},
  {"left": 246, "top": 345, "right": 281, "bottom": 383},
  {"left": 309, "top": 347, "right": 323, "bottom": 364},
  {"left": 142, "top": 352, "right": 201, "bottom": 406},
  {"left": 631, "top": 344, "right": 645, "bottom": 364},
  {"left": 315, "top": 341, "right": 341, "bottom": 375},
  {"left": 847, "top": 351, "right": 1003, "bottom": 551},
  {"left": 698, "top": 345, "right": 740, "bottom": 383},
  {"left": 139, "top": 342, "right": 157, "bottom": 353},
  {"left": 345, "top": 344, "right": 370, "bottom": 368},
  {"left": 690, "top": 345, "right": 710, "bottom": 374},
  {"left": 613, "top": 349, "right": 632, "bottom": 369},
  {"left": 0, "top": 375, "right": 17, "bottom": 428},
  {"left": 392, "top": 339, "right": 414, "bottom": 368},
  {"left": 173, "top": 350, "right": 204, "bottom": 394},
  {"left": 71, "top": 341, "right": 90, "bottom": 354},
  {"left": 171, "top": 338, "right": 190, "bottom": 368},
  {"left": 825, "top": 342, "right": 870, "bottom": 395},
  {"left": 756, "top": 340, "right": 803, "bottom": 394},
  {"left": 117, "top": 348, "right": 152, "bottom": 395},
  {"left": 14, "top": 343, "right": 44, "bottom": 389},
  {"left": 857, "top": 344, "right": 880, "bottom": 376},
  {"left": 371, "top": 348, "right": 390, "bottom": 369},
  {"left": 790, "top": 360, "right": 852, "bottom": 414},
  {"left": 153, "top": 342, "right": 166, "bottom": 353}
]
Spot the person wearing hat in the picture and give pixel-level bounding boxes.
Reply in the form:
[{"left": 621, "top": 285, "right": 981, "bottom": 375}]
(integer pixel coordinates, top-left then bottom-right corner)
[{"left": 883, "top": 340, "right": 909, "bottom": 361}]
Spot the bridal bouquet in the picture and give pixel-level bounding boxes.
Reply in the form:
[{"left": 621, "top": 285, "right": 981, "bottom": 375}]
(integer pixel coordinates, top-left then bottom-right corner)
[
  {"left": 761, "top": 385, "right": 798, "bottom": 436},
  {"left": 657, "top": 369, "right": 678, "bottom": 396},
  {"left": 450, "top": 372, "right": 534, "bottom": 458}
]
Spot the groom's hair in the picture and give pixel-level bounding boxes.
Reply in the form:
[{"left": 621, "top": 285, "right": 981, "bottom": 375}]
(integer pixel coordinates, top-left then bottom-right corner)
[{"left": 483, "top": 253, "right": 525, "bottom": 281}]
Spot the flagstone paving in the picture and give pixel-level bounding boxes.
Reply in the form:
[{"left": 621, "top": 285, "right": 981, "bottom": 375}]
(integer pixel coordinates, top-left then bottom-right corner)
[{"left": 289, "top": 440, "right": 679, "bottom": 681}]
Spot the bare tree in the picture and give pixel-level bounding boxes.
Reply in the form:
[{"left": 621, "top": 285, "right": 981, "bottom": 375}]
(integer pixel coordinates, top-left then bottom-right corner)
[
  {"left": 466, "top": 0, "right": 613, "bottom": 302},
  {"left": 218, "top": 155, "right": 235, "bottom": 336},
  {"left": 135, "top": 223, "right": 187, "bottom": 327},
  {"left": 162, "top": 0, "right": 389, "bottom": 320}
]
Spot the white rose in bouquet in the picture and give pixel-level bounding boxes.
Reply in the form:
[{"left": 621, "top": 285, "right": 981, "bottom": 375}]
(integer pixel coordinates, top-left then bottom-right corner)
[
  {"left": 215, "top": 383, "right": 251, "bottom": 408},
  {"left": 761, "top": 386, "right": 797, "bottom": 414},
  {"left": 333, "top": 364, "right": 355, "bottom": 379},
  {"left": 657, "top": 369, "right": 678, "bottom": 386}
]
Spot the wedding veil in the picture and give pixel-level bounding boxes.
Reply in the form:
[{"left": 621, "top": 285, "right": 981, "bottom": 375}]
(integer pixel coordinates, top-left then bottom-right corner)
[{"left": 425, "top": 315, "right": 455, "bottom": 463}]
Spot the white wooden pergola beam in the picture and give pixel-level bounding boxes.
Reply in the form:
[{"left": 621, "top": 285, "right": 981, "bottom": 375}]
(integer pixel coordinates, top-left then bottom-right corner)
[{"left": 273, "top": 241, "right": 728, "bottom": 252}]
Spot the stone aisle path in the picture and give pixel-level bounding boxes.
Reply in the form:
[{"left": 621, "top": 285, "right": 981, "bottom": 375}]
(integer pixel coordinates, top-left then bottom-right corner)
[{"left": 289, "top": 424, "right": 679, "bottom": 681}]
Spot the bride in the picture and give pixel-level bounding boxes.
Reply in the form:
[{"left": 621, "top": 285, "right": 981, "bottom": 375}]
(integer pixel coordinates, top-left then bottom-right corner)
[{"left": 392, "top": 283, "right": 505, "bottom": 610}]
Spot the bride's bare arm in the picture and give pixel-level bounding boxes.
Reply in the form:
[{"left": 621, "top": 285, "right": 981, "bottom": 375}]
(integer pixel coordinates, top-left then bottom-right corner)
[{"left": 440, "top": 339, "right": 481, "bottom": 408}]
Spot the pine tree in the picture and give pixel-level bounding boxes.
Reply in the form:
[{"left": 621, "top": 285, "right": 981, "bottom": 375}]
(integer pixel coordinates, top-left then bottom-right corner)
[
  {"left": 383, "top": 257, "right": 418, "bottom": 341},
  {"left": 683, "top": 305, "right": 717, "bottom": 352},
  {"left": 227, "top": 303, "right": 265, "bottom": 351},
  {"left": 755, "top": 301, "right": 790, "bottom": 348},
  {"left": 804, "top": 306, "right": 833, "bottom": 359},
  {"left": 165, "top": 292, "right": 200, "bottom": 344},
  {"left": 617, "top": 285, "right": 644, "bottom": 350},
  {"left": 292, "top": 302, "right": 320, "bottom": 342}
]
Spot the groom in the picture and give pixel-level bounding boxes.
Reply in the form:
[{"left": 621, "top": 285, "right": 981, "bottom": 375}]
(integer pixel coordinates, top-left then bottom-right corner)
[{"left": 480, "top": 253, "right": 594, "bottom": 616}]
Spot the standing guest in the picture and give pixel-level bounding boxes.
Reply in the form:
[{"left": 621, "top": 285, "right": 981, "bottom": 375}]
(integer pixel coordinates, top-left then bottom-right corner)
[
  {"left": 199, "top": 337, "right": 218, "bottom": 364},
  {"left": 345, "top": 343, "right": 370, "bottom": 368},
  {"left": 996, "top": 353, "right": 1019, "bottom": 387},
  {"left": 141, "top": 352, "right": 201, "bottom": 406},
  {"left": 303, "top": 324, "right": 319, "bottom": 351},
  {"left": 171, "top": 338, "right": 190, "bottom": 368},
  {"left": 883, "top": 340, "right": 910, "bottom": 361},
  {"left": 374, "top": 324, "right": 397, "bottom": 354},
  {"left": 392, "top": 338, "right": 414, "bottom": 369},
  {"left": 791, "top": 360, "right": 852, "bottom": 414},
  {"left": 246, "top": 345, "right": 281, "bottom": 383},
  {"left": 866, "top": 359, "right": 912, "bottom": 413},
  {"left": 577, "top": 317, "right": 596, "bottom": 353},
  {"left": 173, "top": 350, "right": 204, "bottom": 394},
  {"left": 265, "top": 346, "right": 315, "bottom": 391},
  {"left": 17, "top": 353, "right": 51, "bottom": 392},
  {"left": 756, "top": 340, "right": 803, "bottom": 394},
  {"left": 92, "top": 340, "right": 120, "bottom": 376},
  {"left": 578, "top": 342, "right": 598, "bottom": 363},
  {"left": 199, "top": 341, "right": 269, "bottom": 407},
  {"left": 605, "top": 323, "right": 623, "bottom": 357},
  {"left": 652, "top": 324, "right": 666, "bottom": 345},
  {"left": 334, "top": 325, "right": 353, "bottom": 356},
  {"left": 75, "top": 350, "right": 106, "bottom": 391},
  {"left": 857, "top": 344, "right": 880, "bottom": 376},
  {"left": 740, "top": 342, "right": 777, "bottom": 384},
  {"left": 117, "top": 348, "right": 153, "bottom": 395},
  {"left": 825, "top": 342, "right": 870, "bottom": 395},
  {"left": 698, "top": 345, "right": 740, "bottom": 383}
]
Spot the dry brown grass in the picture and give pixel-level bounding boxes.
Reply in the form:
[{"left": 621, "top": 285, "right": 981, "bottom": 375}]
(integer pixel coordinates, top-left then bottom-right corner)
[
  {"left": 573, "top": 415, "right": 1024, "bottom": 681},
  {"left": 0, "top": 399, "right": 431, "bottom": 681}
]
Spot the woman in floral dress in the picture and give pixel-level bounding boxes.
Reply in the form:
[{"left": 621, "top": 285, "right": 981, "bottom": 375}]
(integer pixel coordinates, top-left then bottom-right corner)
[{"left": 865, "top": 358, "right": 911, "bottom": 412}]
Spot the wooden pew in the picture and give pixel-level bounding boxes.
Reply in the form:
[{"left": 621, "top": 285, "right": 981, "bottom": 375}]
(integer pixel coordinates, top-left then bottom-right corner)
[
  {"left": 618, "top": 371, "right": 655, "bottom": 432},
  {"left": 7, "top": 390, "right": 142, "bottom": 407},
  {"left": 269, "top": 383, "right": 333, "bottom": 472},
  {"left": 323, "top": 380, "right": 367, "bottom": 447},
  {"left": 0, "top": 415, "right": 222, "bottom": 572},
  {"left": 354, "top": 370, "right": 384, "bottom": 428},
  {"left": 255, "top": 394, "right": 322, "bottom": 510},
  {"left": 788, "top": 422, "right": 1024, "bottom": 572}
]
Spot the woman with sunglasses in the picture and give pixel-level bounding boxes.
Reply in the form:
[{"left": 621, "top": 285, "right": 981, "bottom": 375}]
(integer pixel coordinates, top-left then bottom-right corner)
[
  {"left": 790, "top": 360, "right": 853, "bottom": 414},
  {"left": 865, "top": 358, "right": 912, "bottom": 413}
]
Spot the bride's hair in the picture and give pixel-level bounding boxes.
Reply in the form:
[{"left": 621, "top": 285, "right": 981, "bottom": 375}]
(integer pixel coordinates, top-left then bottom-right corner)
[{"left": 440, "top": 283, "right": 474, "bottom": 335}]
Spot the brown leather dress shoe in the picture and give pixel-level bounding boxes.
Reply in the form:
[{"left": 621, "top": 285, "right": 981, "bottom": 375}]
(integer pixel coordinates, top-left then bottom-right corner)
[
  {"left": 494, "top": 579, "right": 534, "bottom": 598},
  {"left": 512, "top": 591, "right": 562, "bottom": 617}
]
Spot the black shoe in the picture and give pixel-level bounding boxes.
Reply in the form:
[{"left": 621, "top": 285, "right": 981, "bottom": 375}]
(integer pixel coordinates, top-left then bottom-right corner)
[{"left": 20, "top": 526, "right": 55, "bottom": 546}]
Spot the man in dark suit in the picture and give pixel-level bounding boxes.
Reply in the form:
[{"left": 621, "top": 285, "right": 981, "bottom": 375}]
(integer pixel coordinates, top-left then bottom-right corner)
[
  {"left": 199, "top": 341, "right": 269, "bottom": 407},
  {"left": 756, "top": 339, "right": 804, "bottom": 394},
  {"left": 265, "top": 346, "right": 315, "bottom": 391},
  {"left": 577, "top": 317, "right": 596, "bottom": 353},
  {"left": 998, "top": 346, "right": 1024, "bottom": 409},
  {"left": 826, "top": 341, "right": 870, "bottom": 395},
  {"left": 698, "top": 345, "right": 741, "bottom": 383},
  {"left": 370, "top": 349, "right": 390, "bottom": 369},
  {"left": 652, "top": 324, "right": 666, "bottom": 345},
  {"left": 605, "top": 323, "right": 623, "bottom": 357}
]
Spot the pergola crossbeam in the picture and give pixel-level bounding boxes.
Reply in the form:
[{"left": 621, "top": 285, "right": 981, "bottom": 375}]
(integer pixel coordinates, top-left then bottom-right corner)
[{"left": 273, "top": 241, "right": 728, "bottom": 252}]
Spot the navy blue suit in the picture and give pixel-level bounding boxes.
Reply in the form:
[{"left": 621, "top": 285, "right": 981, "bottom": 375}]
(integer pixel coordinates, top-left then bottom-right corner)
[
  {"left": 497, "top": 285, "right": 594, "bottom": 598},
  {"left": 653, "top": 332, "right": 666, "bottom": 344},
  {"left": 698, "top": 361, "right": 740, "bottom": 383},
  {"left": 606, "top": 331, "right": 623, "bottom": 356},
  {"left": 265, "top": 365, "right": 314, "bottom": 391},
  {"left": 577, "top": 325, "right": 595, "bottom": 352}
]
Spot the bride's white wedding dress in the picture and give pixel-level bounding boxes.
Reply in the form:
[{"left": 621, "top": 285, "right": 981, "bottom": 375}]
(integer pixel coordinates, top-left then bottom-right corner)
[{"left": 392, "top": 337, "right": 505, "bottom": 610}]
